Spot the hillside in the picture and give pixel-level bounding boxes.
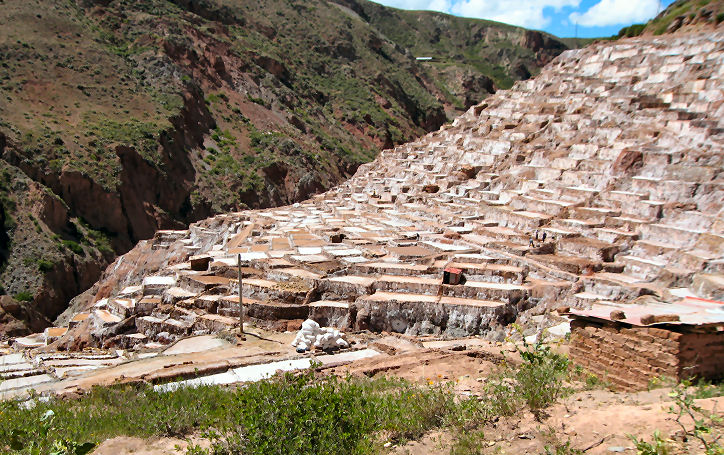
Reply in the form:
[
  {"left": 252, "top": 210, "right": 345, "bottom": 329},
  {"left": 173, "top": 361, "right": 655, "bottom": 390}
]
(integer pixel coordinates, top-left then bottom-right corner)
[
  {"left": 0, "top": 0, "right": 570, "bottom": 332},
  {"left": 616, "top": 0, "right": 723, "bottom": 37},
  {"left": 37, "top": 28, "right": 722, "bottom": 358}
]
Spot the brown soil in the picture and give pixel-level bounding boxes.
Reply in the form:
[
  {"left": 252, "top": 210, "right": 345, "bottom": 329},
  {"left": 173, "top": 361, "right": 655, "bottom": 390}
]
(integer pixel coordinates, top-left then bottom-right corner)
[{"left": 85, "top": 336, "right": 724, "bottom": 455}]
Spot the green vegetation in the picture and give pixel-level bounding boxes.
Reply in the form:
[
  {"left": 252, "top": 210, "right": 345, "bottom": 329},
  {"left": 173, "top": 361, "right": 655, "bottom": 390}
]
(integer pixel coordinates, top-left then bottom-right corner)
[
  {"left": 630, "top": 430, "right": 671, "bottom": 455},
  {"left": 61, "top": 240, "right": 84, "bottom": 255},
  {"left": 2, "top": 371, "right": 457, "bottom": 455},
  {"left": 617, "top": 23, "right": 646, "bottom": 38},
  {"left": 645, "top": 0, "right": 721, "bottom": 35},
  {"left": 630, "top": 379, "right": 724, "bottom": 455},
  {"left": 478, "top": 329, "right": 572, "bottom": 417},
  {"left": 36, "top": 258, "right": 55, "bottom": 272},
  {"left": 446, "top": 333, "right": 574, "bottom": 453},
  {"left": 13, "top": 291, "right": 33, "bottom": 302},
  {"left": 1, "top": 336, "right": 580, "bottom": 455},
  {"left": 7, "top": 410, "right": 95, "bottom": 455}
]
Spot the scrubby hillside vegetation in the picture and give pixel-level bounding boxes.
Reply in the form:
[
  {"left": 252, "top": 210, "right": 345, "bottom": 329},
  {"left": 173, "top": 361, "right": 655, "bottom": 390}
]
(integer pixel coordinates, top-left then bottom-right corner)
[{"left": 616, "top": 0, "right": 723, "bottom": 37}]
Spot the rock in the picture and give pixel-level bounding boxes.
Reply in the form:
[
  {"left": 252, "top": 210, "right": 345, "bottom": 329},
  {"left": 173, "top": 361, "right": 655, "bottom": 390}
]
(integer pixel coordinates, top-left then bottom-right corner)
[
  {"left": 612, "top": 149, "right": 643, "bottom": 175},
  {"left": 667, "top": 16, "right": 684, "bottom": 33},
  {"left": 692, "top": 274, "right": 724, "bottom": 300}
]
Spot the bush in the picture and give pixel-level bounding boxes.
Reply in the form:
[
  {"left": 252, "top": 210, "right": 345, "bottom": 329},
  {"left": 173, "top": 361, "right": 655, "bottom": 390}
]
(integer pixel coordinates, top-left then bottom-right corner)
[
  {"left": 630, "top": 379, "right": 724, "bottom": 455},
  {"left": 617, "top": 23, "right": 646, "bottom": 38},
  {"left": 482, "top": 329, "right": 571, "bottom": 415},
  {"left": 37, "top": 258, "right": 54, "bottom": 272},
  {"left": 13, "top": 291, "right": 33, "bottom": 302},
  {"left": 513, "top": 335, "right": 571, "bottom": 411},
  {"left": 61, "top": 240, "right": 84, "bottom": 255},
  {"left": 629, "top": 430, "right": 671, "bottom": 455}
]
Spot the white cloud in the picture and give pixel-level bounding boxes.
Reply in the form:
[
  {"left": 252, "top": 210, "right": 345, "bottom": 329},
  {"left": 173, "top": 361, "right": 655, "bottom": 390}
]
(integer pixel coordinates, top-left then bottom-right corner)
[
  {"left": 450, "top": 0, "right": 580, "bottom": 29},
  {"left": 427, "top": 0, "right": 453, "bottom": 11},
  {"left": 569, "top": 0, "right": 660, "bottom": 27}
]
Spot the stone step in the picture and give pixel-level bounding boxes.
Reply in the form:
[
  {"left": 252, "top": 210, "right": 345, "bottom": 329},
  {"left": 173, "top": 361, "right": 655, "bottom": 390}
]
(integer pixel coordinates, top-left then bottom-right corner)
[
  {"left": 509, "top": 195, "right": 575, "bottom": 217},
  {"left": 136, "top": 316, "right": 193, "bottom": 340},
  {"left": 616, "top": 255, "right": 667, "bottom": 281},
  {"left": 629, "top": 240, "right": 679, "bottom": 260},
  {"left": 350, "top": 262, "right": 431, "bottom": 277},
  {"left": 641, "top": 223, "right": 704, "bottom": 248},
  {"left": 354, "top": 292, "right": 514, "bottom": 336},
  {"left": 106, "top": 299, "right": 136, "bottom": 318},
  {"left": 570, "top": 206, "right": 621, "bottom": 223},
  {"left": 442, "top": 280, "right": 528, "bottom": 302},
  {"left": 528, "top": 254, "right": 602, "bottom": 275},
  {"left": 441, "top": 261, "right": 526, "bottom": 284},
  {"left": 372, "top": 275, "right": 440, "bottom": 295},
  {"left": 91, "top": 310, "right": 123, "bottom": 328},
  {"left": 622, "top": 200, "right": 663, "bottom": 220},
  {"left": 177, "top": 274, "right": 232, "bottom": 293},
  {"left": 308, "top": 301, "right": 351, "bottom": 329},
  {"left": 677, "top": 249, "right": 721, "bottom": 272},
  {"left": 559, "top": 186, "right": 600, "bottom": 203},
  {"left": 193, "top": 314, "right": 239, "bottom": 333},
  {"left": 605, "top": 216, "right": 650, "bottom": 232},
  {"left": 571, "top": 292, "right": 616, "bottom": 308},
  {"left": 238, "top": 278, "right": 312, "bottom": 305},
  {"left": 490, "top": 207, "right": 553, "bottom": 231},
  {"left": 631, "top": 177, "right": 698, "bottom": 202},
  {"left": 142, "top": 276, "right": 177, "bottom": 296},
  {"left": 557, "top": 237, "right": 620, "bottom": 262},
  {"left": 550, "top": 218, "right": 605, "bottom": 231},
  {"left": 592, "top": 227, "right": 639, "bottom": 244},
  {"left": 320, "top": 276, "right": 376, "bottom": 300},
  {"left": 580, "top": 272, "right": 647, "bottom": 301},
  {"left": 473, "top": 226, "right": 529, "bottom": 243},
  {"left": 162, "top": 287, "right": 198, "bottom": 305},
  {"left": 600, "top": 190, "right": 649, "bottom": 205}
]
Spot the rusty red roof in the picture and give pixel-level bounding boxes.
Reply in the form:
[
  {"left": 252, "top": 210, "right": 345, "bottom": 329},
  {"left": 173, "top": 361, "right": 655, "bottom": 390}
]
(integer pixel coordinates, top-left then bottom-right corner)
[{"left": 569, "top": 296, "right": 724, "bottom": 327}]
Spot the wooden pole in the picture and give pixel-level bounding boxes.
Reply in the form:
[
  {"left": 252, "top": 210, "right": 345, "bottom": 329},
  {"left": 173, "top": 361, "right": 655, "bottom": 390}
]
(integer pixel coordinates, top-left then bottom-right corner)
[{"left": 237, "top": 253, "right": 244, "bottom": 339}]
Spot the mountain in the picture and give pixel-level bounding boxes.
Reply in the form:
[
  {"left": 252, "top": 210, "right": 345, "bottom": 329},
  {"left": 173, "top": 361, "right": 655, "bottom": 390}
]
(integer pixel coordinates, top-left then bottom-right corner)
[{"left": 0, "top": 0, "right": 570, "bottom": 333}]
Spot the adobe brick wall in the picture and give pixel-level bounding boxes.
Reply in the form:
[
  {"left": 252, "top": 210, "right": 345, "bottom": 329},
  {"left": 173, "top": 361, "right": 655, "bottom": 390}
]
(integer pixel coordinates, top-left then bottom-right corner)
[{"left": 569, "top": 318, "right": 724, "bottom": 390}]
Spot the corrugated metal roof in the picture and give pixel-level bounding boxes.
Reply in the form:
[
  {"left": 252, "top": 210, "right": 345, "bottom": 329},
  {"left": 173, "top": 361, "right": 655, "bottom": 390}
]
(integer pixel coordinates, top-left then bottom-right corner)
[{"left": 569, "top": 296, "right": 724, "bottom": 327}]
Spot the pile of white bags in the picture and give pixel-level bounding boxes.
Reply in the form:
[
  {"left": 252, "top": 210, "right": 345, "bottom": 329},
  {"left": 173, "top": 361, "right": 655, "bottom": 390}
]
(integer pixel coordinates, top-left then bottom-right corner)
[{"left": 292, "top": 319, "right": 349, "bottom": 352}]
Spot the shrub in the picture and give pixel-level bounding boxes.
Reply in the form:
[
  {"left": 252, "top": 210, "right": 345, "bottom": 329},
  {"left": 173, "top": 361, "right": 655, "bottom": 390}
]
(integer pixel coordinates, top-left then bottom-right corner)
[
  {"left": 37, "top": 258, "right": 54, "bottom": 272},
  {"left": 629, "top": 430, "right": 671, "bottom": 455},
  {"left": 630, "top": 379, "right": 724, "bottom": 455},
  {"left": 617, "top": 23, "right": 646, "bottom": 38},
  {"left": 8, "top": 410, "right": 94, "bottom": 455},
  {"left": 61, "top": 240, "right": 84, "bottom": 255},
  {"left": 505, "top": 329, "right": 571, "bottom": 412},
  {"left": 13, "top": 291, "right": 33, "bottom": 302}
]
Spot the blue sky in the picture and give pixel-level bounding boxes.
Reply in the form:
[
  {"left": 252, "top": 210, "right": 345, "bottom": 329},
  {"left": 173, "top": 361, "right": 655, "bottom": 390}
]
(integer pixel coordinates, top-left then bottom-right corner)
[{"left": 373, "top": 0, "right": 677, "bottom": 37}]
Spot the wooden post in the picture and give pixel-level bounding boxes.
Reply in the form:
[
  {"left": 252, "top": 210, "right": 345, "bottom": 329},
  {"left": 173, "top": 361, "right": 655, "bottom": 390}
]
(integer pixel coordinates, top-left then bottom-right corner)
[{"left": 237, "top": 253, "right": 244, "bottom": 339}]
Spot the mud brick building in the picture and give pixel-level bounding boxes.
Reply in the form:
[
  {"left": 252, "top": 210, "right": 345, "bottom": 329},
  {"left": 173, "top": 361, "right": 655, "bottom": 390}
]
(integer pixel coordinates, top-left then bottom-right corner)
[{"left": 569, "top": 297, "right": 724, "bottom": 390}]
